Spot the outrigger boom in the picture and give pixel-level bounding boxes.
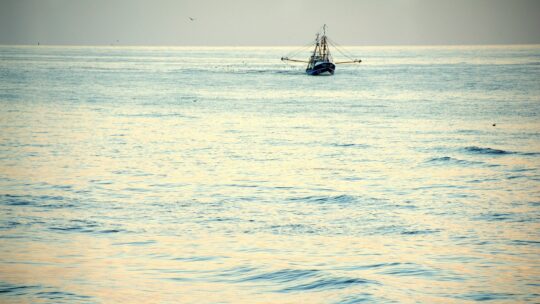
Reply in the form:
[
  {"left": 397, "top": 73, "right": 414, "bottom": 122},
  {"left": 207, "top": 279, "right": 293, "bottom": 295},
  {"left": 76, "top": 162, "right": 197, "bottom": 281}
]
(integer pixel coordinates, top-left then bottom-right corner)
[
  {"left": 281, "top": 24, "right": 361, "bottom": 75},
  {"left": 280, "top": 57, "right": 308, "bottom": 63},
  {"left": 335, "top": 60, "right": 362, "bottom": 64}
]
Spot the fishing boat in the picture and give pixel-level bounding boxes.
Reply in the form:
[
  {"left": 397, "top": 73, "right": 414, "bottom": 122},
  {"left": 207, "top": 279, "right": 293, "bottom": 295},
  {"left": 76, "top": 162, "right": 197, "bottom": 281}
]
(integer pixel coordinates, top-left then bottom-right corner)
[{"left": 281, "top": 25, "right": 361, "bottom": 76}]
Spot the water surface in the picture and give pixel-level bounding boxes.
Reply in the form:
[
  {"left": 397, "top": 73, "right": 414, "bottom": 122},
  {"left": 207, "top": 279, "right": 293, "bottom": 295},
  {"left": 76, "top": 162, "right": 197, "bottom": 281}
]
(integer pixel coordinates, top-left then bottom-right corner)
[{"left": 1, "top": 45, "right": 539, "bottom": 303}]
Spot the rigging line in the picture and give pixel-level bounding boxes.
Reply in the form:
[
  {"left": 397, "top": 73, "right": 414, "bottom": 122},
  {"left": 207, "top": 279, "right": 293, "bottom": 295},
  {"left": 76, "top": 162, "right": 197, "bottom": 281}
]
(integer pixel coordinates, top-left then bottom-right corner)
[
  {"left": 327, "top": 37, "right": 358, "bottom": 60},
  {"left": 335, "top": 43, "right": 358, "bottom": 61},
  {"left": 327, "top": 37, "right": 355, "bottom": 57},
  {"left": 318, "top": 24, "right": 324, "bottom": 36},
  {"left": 283, "top": 39, "right": 317, "bottom": 59},
  {"left": 328, "top": 40, "right": 355, "bottom": 61},
  {"left": 283, "top": 25, "right": 327, "bottom": 59},
  {"left": 290, "top": 25, "right": 324, "bottom": 56},
  {"left": 334, "top": 45, "right": 355, "bottom": 61}
]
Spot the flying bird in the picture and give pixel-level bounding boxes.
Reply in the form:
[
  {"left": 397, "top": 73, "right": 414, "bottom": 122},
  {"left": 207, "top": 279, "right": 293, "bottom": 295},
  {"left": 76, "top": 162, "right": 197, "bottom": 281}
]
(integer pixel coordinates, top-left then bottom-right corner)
[{"left": 189, "top": 17, "right": 196, "bottom": 21}]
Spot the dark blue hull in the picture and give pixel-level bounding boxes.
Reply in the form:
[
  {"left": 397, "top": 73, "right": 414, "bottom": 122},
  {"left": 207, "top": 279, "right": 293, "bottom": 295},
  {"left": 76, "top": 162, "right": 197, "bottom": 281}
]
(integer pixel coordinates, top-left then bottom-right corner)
[{"left": 306, "top": 62, "right": 335, "bottom": 76}]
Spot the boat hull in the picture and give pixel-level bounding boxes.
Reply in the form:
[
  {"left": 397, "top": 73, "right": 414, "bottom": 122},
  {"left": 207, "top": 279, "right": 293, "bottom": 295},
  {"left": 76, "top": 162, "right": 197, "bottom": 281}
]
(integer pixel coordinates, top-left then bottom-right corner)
[{"left": 306, "top": 62, "right": 335, "bottom": 76}]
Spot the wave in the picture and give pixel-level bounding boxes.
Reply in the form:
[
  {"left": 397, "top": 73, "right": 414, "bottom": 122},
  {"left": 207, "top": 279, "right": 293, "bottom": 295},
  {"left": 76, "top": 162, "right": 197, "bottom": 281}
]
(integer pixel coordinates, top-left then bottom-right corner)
[
  {"left": 457, "top": 292, "right": 519, "bottom": 301},
  {"left": 0, "top": 194, "right": 75, "bottom": 209},
  {"left": 521, "top": 151, "right": 540, "bottom": 156},
  {"left": 35, "top": 290, "right": 93, "bottom": 301},
  {"left": 330, "top": 143, "right": 370, "bottom": 148},
  {"left": 264, "top": 223, "right": 322, "bottom": 235},
  {"left": 240, "top": 269, "right": 319, "bottom": 284},
  {"left": 0, "top": 282, "right": 40, "bottom": 295},
  {"left": 112, "top": 240, "right": 156, "bottom": 246},
  {"left": 475, "top": 212, "right": 536, "bottom": 223},
  {"left": 511, "top": 240, "right": 540, "bottom": 246},
  {"left": 425, "top": 156, "right": 485, "bottom": 166},
  {"left": 0, "top": 220, "right": 22, "bottom": 230},
  {"left": 289, "top": 194, "right": 357, "bottom": 205},
  {"left": 0, "top": 282, "right": 92, "bottom": 301},
  {"left": 234, "top": 267, "right": 376, "bottom": 293},
  {"left": 280, "top": 276, "right": 375, "bottom": 292},
  {"left": 48, "top": 219, "right": 126, "bottom": 234},
  {"left": 172, "top": 256, "right": 219, "bottom": 262},
  {"left": 401, "top": 229, "right": 441, "bottom": 236},
  {"left": 463, "top": 146, "right": 512, "bottom": 155},
  {"left": 371, "top": 224, "right": 443, "bottom": 236},
  {"left": 456, "top": 129, "right": 482, "bottom": 134},
  {"left": 379, "top": 263, "right": 438, "bottom": 278}
]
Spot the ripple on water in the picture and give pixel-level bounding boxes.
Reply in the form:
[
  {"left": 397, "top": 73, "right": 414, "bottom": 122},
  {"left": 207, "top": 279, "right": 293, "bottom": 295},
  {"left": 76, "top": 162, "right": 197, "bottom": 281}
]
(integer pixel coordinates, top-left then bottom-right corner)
[
  {"left": 0, "top": 221, "right": 21, "bottom": 230},
  {"left": 240, "top": 269, "right": 319, "bottom": 284},
  {"left": 0, "top": 194, "right": 76, "bottom": 209},
  {"left": 330, "top": 143, "right": 370, "bottom": 148},
  {"left": 265, "top": 223, "right": 322, "bottom": 235},
  {"left": 35, "top": 291, "right": 93, "bottom": 302},
  {"left": 475, "top": 212, "right": 535, "bottom": 223},
  {"left": 232, "top": 267, "right": 378, "bottom": 293},
  {"left": 424, "top": 156, "right": 485, "bottom": 166},
  {"left": 336, "top": 293, "right": 376, "bottom": 304},
  {"left": 112, "top": 240, "right": 157, "bottom": 246},
  {"left": 0, "top": 282, "right": 40, "bottom": 296},
  {"left": 463, "top": 146, "right": 513, "bottom": 155},
  {"left": 279, "top": 276, "right": 377, "bottom": 292},
  {"left": 378, "top": 263, "right": 440, "bottom": 278},
  {"left": 47, "top": 219, "right": 126, "bottom": 235},
  {"left": 172, "top": 256, "right": 220, "bottom": 262},
  {"left": 400, "top": 229, "right": 441, "bottom": 236},
  {"left": 0, "top": 282, "right": 92, "bottom": 303},
  {"left": 511, "top": 240, "right": 540, "bottom": 246},
  {"left": 288, "top": 194, "right": 357, "bottom": 205},
  {"left": 371, "top": 225, "right": 441, "bottom": 237},
  {"left": 456, "top": 292, "right": 519, "bottom": 302}
]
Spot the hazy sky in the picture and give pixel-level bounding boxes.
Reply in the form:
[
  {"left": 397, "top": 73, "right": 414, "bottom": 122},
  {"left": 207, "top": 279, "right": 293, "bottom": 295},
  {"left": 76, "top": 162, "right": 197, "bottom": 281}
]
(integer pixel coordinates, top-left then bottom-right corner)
[{"left": 1, "top": 0, "right": 539, "bottom": 46}]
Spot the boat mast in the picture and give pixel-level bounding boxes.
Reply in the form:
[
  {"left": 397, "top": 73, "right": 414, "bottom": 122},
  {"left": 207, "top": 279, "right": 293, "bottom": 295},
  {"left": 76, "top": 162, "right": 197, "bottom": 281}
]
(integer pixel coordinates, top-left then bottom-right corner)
[
  {"left": 311, "top": 33, "right": 320, "bottom": 60},
  {"left": 321, "top": 24, "right": 329, "bottom": 61},
  {"left": 310, "top": 25, "right": 329, "bottom": 64},
  {"left": 311, "top": 24, "right": 330, "bottom": 61}
]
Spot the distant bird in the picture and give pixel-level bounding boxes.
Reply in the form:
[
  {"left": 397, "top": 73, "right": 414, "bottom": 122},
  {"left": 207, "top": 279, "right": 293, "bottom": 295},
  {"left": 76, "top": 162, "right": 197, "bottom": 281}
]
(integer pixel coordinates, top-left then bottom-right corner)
[
  {"left": 492, "top": 123, "right": 496, "bottom": 127},
  {"left": 189, "top": 17, "right": 196, "bottom": 21}
]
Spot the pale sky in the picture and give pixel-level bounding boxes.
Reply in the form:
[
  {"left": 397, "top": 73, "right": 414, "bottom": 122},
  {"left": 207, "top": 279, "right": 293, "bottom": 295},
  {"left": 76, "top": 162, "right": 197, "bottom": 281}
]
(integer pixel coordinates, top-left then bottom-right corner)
[{"left": 1, "top": 0, "right": 539, "bottom": 46}]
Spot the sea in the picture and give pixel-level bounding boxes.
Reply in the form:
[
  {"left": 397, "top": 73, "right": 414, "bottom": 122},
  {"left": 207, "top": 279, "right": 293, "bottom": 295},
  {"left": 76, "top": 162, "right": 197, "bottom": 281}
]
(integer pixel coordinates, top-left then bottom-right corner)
[{"left": 0, "top": 45, "right": 539, "bottom": 303}]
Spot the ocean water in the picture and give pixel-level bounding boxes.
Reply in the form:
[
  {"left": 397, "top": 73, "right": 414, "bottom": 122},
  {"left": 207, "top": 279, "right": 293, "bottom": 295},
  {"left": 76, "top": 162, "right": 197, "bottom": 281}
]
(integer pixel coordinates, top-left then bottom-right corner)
[{"left": 0, "top": 44, "right": 539, "bottom": 303}]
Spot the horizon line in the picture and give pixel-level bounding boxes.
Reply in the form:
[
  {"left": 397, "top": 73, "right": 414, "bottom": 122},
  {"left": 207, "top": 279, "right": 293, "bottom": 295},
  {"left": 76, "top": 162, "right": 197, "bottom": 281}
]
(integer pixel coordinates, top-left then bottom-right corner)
[{"left": 2, "top": 43, "right": 540, "bottom": 48}]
